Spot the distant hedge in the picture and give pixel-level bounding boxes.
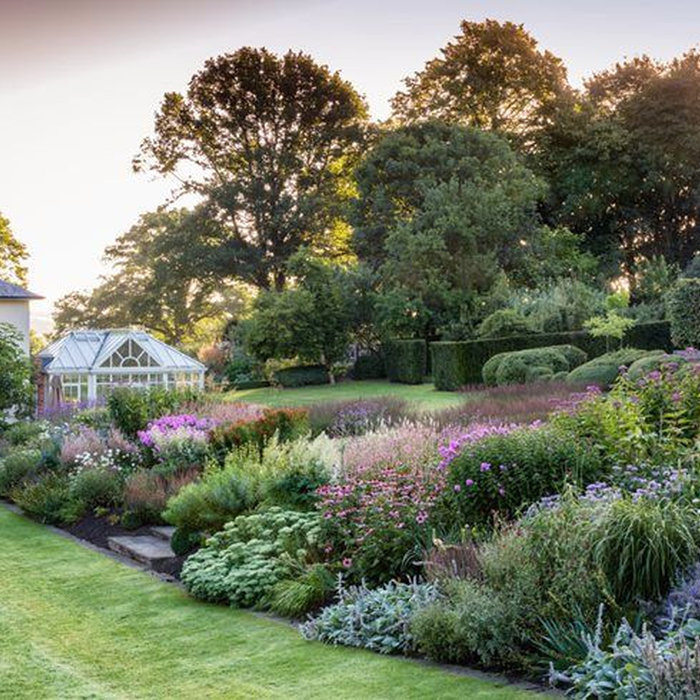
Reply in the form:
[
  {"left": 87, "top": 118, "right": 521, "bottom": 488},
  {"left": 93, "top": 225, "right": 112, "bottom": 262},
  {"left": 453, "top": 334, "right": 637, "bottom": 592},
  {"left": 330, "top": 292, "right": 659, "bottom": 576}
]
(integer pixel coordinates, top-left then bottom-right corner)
[
  {"left": 273, "top": 365, "right": 329, "bottom": 388},
  {"left": 430, "top": 321, "right": 672, "bottom": 391},
  {"left": 385, "top": 339, "right": 426, "bottom": 384},
  {"left": 668, "top": 279, "right": 700, "bottom": 348},
  {"left": 350, "top": 352, "right": 387, "bottom": 380}
]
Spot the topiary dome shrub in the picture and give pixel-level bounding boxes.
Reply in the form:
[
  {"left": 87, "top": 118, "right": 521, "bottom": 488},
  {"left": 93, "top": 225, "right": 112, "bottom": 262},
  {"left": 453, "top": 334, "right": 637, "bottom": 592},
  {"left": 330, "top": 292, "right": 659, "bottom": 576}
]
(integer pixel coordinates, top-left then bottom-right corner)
[{"left": 482, "top": 345, "right": 587, "bottom": 386}]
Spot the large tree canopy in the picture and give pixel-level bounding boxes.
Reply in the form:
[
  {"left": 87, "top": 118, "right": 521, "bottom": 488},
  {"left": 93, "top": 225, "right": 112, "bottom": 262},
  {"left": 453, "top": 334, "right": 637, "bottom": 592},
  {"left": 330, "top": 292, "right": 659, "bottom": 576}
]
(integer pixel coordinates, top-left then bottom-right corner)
[
  {"left": 537, "top": 50, "right": 700, "bottom": 278},
  {"left": 0, "top": 212, "right": 29, "bottom": 285},
  {"left": 53, "top": 209, "right": 247, "bottom": 345},
  {"left": 351, "top": 122, "right": 590, "bottom": 336},
  {"left": 135, "top": 47, "right": 368, "bottom": 291},
  {"left": 391, "top": 20, "right": 569, "bottom": 141}
]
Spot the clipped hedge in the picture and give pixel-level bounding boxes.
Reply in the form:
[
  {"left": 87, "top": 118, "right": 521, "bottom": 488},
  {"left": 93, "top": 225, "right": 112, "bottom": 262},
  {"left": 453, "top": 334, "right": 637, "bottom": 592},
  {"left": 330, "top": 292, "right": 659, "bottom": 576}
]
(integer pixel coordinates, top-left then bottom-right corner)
[
  {"left": 384, "top": 339, "right": 426, "bottom": 385},
  {"left": 566, "top": 348, "right": 662, "bottom": 386},
  {"left": 273, "top": 365, "right": 328, "bottom": 388},
  {"left": 431, "top": 321, "right": 671, "bottom": 391},
  {"left": 482, "top": 345, "right": 586, "bottom": 387},
  {"left": 350, "top": 353, "right": 386, "bottom": 380},
  {"left": 668, "top": 279, "right": 700, "bottom": 348}
]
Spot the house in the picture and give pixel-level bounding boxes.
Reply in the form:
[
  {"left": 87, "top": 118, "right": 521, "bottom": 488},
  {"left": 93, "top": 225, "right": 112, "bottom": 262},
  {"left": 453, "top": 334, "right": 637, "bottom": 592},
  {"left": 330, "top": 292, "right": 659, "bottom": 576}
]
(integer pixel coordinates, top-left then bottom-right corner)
[
  {"left": 36, "top": 328, "right": 206, "bottom": 408},
  {"left": 0, "top": 279, "right": 43, "bottom": 354}
]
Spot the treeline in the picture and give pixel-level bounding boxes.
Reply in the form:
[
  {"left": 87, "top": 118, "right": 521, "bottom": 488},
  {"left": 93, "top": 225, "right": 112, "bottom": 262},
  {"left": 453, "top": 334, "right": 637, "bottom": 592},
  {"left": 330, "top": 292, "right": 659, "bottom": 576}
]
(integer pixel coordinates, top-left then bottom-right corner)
[{"left": 53, "top": 20, "right": 700, "bottom": 373}]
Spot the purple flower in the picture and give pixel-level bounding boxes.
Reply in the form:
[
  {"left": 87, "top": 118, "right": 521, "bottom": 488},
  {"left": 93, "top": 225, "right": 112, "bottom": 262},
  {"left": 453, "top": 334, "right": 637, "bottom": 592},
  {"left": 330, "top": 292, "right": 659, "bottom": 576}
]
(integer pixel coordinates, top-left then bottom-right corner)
[
  {"left": 453, "top": 484, "right": 461, "bottom": 492},
  {"left": 465, "top": 479, "right": 474, "bottom": 487},
  {"left": 480, "top": 462, "right": 491, "bottom": 472}
]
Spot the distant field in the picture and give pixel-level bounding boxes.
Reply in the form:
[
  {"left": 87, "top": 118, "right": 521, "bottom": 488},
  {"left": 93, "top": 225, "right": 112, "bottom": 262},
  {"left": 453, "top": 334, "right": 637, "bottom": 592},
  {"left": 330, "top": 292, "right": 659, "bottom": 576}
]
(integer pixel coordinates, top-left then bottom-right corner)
[{"left": 224, "top": 379, "right": 472, "bottom": 411}]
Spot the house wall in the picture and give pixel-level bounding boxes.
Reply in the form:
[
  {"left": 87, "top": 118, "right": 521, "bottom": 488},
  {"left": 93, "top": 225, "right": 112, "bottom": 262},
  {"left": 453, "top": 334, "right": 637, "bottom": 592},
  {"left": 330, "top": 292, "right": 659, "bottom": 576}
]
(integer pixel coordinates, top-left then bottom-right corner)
[{"left": 0, "top": 299, "right": 30, "bottom": 354}]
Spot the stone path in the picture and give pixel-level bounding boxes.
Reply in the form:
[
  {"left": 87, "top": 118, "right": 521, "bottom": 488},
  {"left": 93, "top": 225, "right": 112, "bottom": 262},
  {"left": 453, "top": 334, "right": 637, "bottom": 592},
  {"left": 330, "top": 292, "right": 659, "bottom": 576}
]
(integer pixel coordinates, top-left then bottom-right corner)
[{"left": 108, "top": 526, "right": 176, "bottom": 567}]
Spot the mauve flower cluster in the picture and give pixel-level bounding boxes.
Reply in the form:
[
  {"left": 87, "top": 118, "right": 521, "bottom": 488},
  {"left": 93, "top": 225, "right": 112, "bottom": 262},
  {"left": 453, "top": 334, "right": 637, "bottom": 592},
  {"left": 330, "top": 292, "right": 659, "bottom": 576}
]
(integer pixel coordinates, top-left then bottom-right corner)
[
  {"left": 330, "top": 400, "right": 395, "bottom": 437},
  {"left": 438, "top": 422, "right": 519, "bottom": 470},
  {"left": 341, "top": 421, "right": 462, "bottom": 477},
  {"left": 138, "top": 414, "right": 213, "bottom": 451},
  {"left": 188, "top": 401, "right": 264, "bottom": 426},
  {"left": 60, "top": 426, "right": 138, "bottom": 465}
]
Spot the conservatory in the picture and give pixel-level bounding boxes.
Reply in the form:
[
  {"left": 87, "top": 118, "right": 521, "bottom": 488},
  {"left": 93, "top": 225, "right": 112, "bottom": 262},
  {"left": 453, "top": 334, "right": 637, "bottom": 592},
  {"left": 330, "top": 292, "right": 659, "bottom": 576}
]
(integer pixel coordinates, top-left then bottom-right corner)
[{"left": 37, "top": 329, "right": 206, "bottom": 406}]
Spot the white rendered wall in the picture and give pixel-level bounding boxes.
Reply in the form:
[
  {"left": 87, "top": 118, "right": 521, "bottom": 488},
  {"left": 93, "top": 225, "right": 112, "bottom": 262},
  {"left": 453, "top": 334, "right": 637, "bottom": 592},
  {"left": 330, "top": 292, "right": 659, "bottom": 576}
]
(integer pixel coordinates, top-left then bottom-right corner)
[{"left": 0, "top": 300, "right": 30, "bottom": 354}]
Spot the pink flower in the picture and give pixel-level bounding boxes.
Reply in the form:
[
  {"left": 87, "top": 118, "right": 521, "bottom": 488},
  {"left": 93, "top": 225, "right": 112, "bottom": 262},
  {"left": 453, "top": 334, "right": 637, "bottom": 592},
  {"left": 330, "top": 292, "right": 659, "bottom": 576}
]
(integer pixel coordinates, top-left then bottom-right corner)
[
  {"left": 465, "top": 478, "right": 474, "bottom": 487},
  {"left": 342, "top": 557, "right": 352, "bottom": 568},
  {"left": 453, "top": 484, "right": 461, "bottom": 492}
]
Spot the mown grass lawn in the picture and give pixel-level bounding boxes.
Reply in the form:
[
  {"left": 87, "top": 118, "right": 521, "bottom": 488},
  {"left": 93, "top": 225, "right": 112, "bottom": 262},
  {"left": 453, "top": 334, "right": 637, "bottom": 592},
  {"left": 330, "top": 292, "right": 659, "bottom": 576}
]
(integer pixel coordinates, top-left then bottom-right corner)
[
  {"left": 226, "top": 379, "right": 472, "bottom": 411},
  {"left": 0, "top": 508, "right": 534, "bottom": 699}
]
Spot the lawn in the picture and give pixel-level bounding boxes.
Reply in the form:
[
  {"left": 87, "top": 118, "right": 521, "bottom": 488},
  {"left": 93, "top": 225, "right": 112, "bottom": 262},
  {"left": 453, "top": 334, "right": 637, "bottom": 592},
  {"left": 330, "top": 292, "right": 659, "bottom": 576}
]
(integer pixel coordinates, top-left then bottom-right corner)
[
  {"left": 226, "top": 379, "right": 471, "bottom": 411},
  {"left": 0, "top": 508, "right": 534, "bottom": 699}
]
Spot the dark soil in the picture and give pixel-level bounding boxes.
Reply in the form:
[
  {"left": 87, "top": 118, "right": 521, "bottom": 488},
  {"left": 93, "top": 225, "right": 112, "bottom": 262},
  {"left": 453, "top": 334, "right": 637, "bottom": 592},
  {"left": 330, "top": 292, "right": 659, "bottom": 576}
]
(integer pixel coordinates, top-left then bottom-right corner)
[{"left": 62, "top": 512, "right": 186, "bottom": 578}]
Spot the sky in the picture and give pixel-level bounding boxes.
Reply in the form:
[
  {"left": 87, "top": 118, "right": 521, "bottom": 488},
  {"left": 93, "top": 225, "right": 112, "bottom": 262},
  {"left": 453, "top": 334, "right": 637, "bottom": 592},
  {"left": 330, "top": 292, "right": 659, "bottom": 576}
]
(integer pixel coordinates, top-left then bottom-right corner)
[{"left": 2, "top": 0, "right": 700, "bottom": 332}]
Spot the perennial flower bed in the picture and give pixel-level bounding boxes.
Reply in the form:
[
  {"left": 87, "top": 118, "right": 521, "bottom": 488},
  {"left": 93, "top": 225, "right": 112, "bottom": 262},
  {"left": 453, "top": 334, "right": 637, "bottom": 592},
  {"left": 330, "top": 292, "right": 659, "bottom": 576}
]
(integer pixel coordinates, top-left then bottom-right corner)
[{"left": 5, "top": 355, "right": 700, "bottom": 696}]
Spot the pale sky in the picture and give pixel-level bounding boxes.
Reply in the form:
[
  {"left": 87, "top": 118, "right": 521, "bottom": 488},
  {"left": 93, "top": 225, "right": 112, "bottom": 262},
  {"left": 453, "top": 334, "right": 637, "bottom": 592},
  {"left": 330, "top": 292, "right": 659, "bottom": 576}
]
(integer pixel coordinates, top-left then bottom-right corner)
[{"left": 2, "top": 0, "right": 700, "bottom": 331}]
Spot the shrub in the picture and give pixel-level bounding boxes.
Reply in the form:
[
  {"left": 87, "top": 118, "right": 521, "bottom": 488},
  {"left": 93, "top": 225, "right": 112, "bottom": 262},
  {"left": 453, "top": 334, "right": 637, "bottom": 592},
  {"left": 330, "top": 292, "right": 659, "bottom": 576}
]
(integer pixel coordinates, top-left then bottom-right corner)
[
  {"left": 3, "top": 421, "right": 48, "bottom": 447},
  {"left": 108, "top": 386, "right": 199, "bottom": 437},
  {"left": 266, "top": 564, "right": 336, "bottom": 618},
  {"left": 0, "top": 448, "right": 41, "bottom": 495},
  {"left": 0, "top": 322, "right": 32, "bottom": 415},
  {"left": 180, "top": 507, "right": 321, "bottom": 607},
  {"left": 69, "top": 467, "right": 123, "bottom": 509},
  {"left": 59, "top": 426, "right": 107, "bottom": 465},
  {"left": 430, "top": 322, "right": 671, "bottom": 389},
  {"left": 163, "top": 463, "right": 252, "bottom": 534},
  {"left": 273, "top": 365, "right": 329, "bottom": 388},
  {"left": 208, "top": 407, "right": 308, "bottom": 461},
  {"left": 412, "top": 579, "right": 522, "bottom": 667},
  {"left": 476, "top": 309, "right": 537, "bottom": 338},
  {"left": 439, "top": 425, "right": 603, "bottom": 528},
  {"left": 349, "top": 352, "right": 386, "bottom": 380},
  {"left": 482, "top": 345, "right": 586, "bottom": 386},
  {"left": 137, "top": 414, "right": 212, "bottom": 473},
  {"left": 123, "top": 470, "right": 197, "bottom": 526},
  {"left": 593, "top": 499, "right": 700, "bottom": 604},
  {"left": 669, "top": 278, "right": 700, "bottom": 348},
  {"left": 170, "top": 528, "right": 202, "bottom": 556},
  {"left": 384, "top": 339, "right": 426, "bottom": 385},
  {"left": 11, "top": 473, "right": 81, "bottom": 524},
  {"left": 566, "top": 347, "right": 662, "bottom": 386},
  {"left": 300, "top": 579, "right": 440, "bottom": 654}
]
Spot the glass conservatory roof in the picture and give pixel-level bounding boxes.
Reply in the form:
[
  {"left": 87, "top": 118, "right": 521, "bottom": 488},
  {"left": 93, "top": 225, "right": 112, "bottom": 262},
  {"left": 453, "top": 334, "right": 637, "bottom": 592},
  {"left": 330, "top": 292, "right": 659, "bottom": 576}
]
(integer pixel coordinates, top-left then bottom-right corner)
[{"left": 38, "top": 329, "right": 206, "bottom": 373}]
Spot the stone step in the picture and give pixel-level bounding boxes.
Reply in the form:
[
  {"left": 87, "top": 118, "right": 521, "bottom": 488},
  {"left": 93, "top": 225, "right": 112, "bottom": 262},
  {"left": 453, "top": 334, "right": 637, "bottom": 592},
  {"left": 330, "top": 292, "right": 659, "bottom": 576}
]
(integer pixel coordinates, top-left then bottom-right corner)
[
  {"left": 108, "top": 535, "right": 176, "bottom": 566},
  {"left": 150, "top": 526, "right": 176, "bottom": 542}
]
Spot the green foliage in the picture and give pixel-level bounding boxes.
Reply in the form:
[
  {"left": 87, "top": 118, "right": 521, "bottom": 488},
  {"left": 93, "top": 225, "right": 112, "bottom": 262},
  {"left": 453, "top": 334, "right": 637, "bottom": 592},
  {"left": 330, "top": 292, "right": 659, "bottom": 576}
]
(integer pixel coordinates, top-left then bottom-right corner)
[
  {"left": 52, "top": 209, "right": 246, "bottom": 345},
  {"left": 391, "top": 19, "right": 568, "bottom": 139},
  {"left": 440, "top": 425, "right": 603, "bottom": 528},
  {"left": 566, "top": 348, "right": 660, "bottom": 386},
  {"left": 3, "top": 421, "right": 48, "bottom": 447},
  {"left": 593, "top": 499, "right": 700, "bottom": 603},
  {"left": 626, "top": 353, "right": 686, "bottom": 381},
  {"left": 273, "top": 365, "right": 328, "bottom": 388},
  {"left": 668, "top": 278, "right": 700, "bottom": 348},
  {"left": 11, "top": 473, "right": 81, "bottom": 525},
  {"left": 482, "top": 345, "right": 586, "bottom": 386},
  {"left": 0, "top": 448, "right": 41, "bottom": 496},
  {"left": 431, "top": 322, "right": 671, "bottom": 389},
  {"left": 301, "top": 579, "right": 440, "bottom": 654},
  {"left": 208, "top": 407, "right": 309, "bottom": 462},
  {"left": 0, "top": 211, "right": 29, "bottom": 285},
  {"left": 0, "top": 323, "right": 32, "bottom": 414},
  {"left": 246, "top": 252, "right": 357, "bottom": 373},
  {"left": 165, "top": 434, "right": 334, "bottom": 533},
  {"left": 266, "top": 564, "right": 336, "bottom": 618},
  {"left": 476, "top": 309, "right": 536, "bottom": 339},
  {"left": 584, "top": 311, "right": 636, "bottom": 351},
  {"left": 180, "top": 507, "right": 322, "bottom": 607},
  {"left": 412, "top": 579, "right": 523, "bottom": 668},
  {"left": 69, "top": 468, "right": 123, "bottom": 509},
  {"left": 384, "top": 339, "right": 426, "bottom": 384},
  {"left": 136, "top": 48, "right": 367, "bottom": 292},
  {"left": 350, "top": 353, "right": 386, "bottom": 380},
  {"left": 107, "top": 387, "right": 199, "bottom": 438},
  {"left": 170, "top": 528, "right": 202, "bottom": 557}
]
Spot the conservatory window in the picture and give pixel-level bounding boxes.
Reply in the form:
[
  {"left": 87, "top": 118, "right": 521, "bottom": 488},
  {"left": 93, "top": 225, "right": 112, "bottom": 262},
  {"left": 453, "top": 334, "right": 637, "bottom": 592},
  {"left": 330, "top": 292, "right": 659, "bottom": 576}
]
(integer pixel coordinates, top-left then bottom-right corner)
[
  {"left": 60, "top": 373, "right": 88, "bottom": 402},
  {"left": 100, "top": 339, "right": 158, "bottom": 369}
]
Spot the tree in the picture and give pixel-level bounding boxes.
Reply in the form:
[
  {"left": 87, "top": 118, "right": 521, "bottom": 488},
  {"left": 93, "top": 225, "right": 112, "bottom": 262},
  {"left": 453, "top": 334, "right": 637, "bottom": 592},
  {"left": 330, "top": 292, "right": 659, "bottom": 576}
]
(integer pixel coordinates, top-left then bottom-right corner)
[
  {"left": 537, "top": 50, "right": 700, "bottom": 279},
  {"left": 391, "top": 20, "right": 569, "bottom": 143},
  {"left": 53, "top": 209, "right": 248, "bottom": 345},
  {"left": 0, "top": 323, "right": 31, "bottom": 415},
  {"left": 352, "top": 122, "right": 580, "bottom": 336},
  {"left": 245, "top": 251, "right": 354, "bottom": 381},
  {"left": 135, "top": 47, "right": 368, "bottom": 291},
  {"left": 0, "top": 212, "right": 28, "bottom": 285}
]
